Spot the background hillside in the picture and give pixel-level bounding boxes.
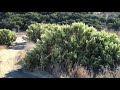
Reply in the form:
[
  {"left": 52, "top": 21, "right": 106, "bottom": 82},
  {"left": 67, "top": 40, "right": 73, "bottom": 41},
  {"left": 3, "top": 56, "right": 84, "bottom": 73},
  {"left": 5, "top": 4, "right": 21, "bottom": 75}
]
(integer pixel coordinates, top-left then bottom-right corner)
[{"left": 0, "top": 12, "right": 120, "bottom": 31}]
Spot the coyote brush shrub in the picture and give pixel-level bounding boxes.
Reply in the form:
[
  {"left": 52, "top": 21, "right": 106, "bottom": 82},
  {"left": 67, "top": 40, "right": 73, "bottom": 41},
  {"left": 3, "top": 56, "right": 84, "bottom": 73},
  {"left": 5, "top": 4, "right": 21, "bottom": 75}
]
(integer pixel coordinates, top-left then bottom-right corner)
[
  {"left": 0, "top": 29, "right": 16, "bottom": 45},
  {"left": 24, "top": 22, "right": 120, "bottom": 72},
  {"left": 26, "top": 23, "right": 59, "bottom": 42}
]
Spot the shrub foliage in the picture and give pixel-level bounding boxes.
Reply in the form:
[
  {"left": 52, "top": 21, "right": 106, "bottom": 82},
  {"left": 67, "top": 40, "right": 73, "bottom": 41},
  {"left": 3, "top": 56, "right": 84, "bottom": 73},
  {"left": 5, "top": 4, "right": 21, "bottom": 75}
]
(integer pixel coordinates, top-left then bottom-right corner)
[
  {"left": 24, "top": 22, "right": 120, "bottom": 72},
  {"left": 0, "top": 29, "right": 16, "bottom": 45}
]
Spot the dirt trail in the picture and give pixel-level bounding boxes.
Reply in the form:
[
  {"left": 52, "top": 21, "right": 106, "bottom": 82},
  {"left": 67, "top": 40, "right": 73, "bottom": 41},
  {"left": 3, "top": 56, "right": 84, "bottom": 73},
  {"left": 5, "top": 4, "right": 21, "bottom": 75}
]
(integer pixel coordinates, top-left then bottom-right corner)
[
  {"left": 0, "top": 34, "right": 25, "bottom": 78},
  {"left": 0, "top": 33, "right": 55, "bottom": 78}
]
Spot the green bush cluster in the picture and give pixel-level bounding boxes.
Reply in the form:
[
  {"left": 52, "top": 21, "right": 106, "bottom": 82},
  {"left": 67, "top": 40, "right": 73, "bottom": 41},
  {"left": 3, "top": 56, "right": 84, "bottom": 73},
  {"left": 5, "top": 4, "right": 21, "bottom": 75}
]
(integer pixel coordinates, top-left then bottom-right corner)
[
  {"left": 0, "top": 29, "right": 16, "bottom": 45},
  {"left": 0, "top": 12, "right": 110, "bottom": 31},
  {"left": 1, "top": 12, "right": 120, "bottom": 31},
  {"left": 26, "top": 23, "right": 59, "bottom": 42},
  {"left": 24, "top": 22, "right": 120, "bottom": 72}
]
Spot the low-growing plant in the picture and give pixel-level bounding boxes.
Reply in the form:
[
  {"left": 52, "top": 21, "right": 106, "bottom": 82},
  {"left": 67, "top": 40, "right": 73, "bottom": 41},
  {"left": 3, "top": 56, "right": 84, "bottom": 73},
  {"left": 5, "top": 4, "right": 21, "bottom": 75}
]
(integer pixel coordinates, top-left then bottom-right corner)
[
  {"left": 24, "top": 22, "right": 120, "bottom": 73},
  {"left": 0, "top": 29, "right": 16, "bottom": 45},
  {"left": 26, "top": 23, "right": 59, "bottom": 42}
]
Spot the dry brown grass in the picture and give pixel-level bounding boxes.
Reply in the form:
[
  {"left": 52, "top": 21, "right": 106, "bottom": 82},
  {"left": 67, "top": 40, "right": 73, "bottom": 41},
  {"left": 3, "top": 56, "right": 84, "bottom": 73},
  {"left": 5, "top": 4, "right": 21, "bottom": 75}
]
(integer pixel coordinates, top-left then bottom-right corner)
[
  {"left": 16, "top": 51, "right": 26, "bottom": 61},
  {"left": 0, "top": 45, "right": 8, "bottom": 50},
  {"left": 95, "top": 66, "right": 120, "bottom": 78},
  {"left": 71, "top": 65, "right": 91, "bottom": 78},
  {"left": 50, "top": 64, "right": 91, "bottom": 78},
  {"left": 49, "top": 63, "right": 120, "bottom": 78},
  {"left": 16, "top": 42, "right": 35, "bottom": 60},
  {"left": 15, "top": 50, "right": 26, "bottom": 68},
  {"left": 16, "top": 42, "right": 35, "bottom": 66}
]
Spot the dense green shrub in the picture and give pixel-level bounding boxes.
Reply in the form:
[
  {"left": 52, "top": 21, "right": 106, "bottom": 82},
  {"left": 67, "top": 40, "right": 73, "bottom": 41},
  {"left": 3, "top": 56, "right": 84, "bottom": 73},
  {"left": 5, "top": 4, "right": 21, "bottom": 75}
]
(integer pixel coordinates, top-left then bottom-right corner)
[
  {"left": 0, "top": 12, "right": 108, "bottom": 31},
  {"left": 0, "top": 29, "right": 16, "bottom": 45},
  {"left": 24, "top": 22, "right": 120, "bottom": 72},
  {"left": 26, "top": 23, "right": 59, "bottom": 42},
  {"left": 1, "top": 12, "right": 120, "bottom": 31}
]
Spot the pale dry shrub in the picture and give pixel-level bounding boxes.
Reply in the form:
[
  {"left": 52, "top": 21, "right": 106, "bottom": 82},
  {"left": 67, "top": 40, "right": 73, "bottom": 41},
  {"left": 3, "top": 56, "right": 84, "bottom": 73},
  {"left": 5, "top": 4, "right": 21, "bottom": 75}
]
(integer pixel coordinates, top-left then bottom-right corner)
[
  {"left": 50, "top": 64, "right": 120, "bottom": 78},
  {"left": 96, "top": 66, "right": 120, "bottom": 78},
  {"left": 50, "top": 63, "right": 92, "bottom": 78},
  {"left": 70, "top": 65, "right": 91, "bottom": 78}
]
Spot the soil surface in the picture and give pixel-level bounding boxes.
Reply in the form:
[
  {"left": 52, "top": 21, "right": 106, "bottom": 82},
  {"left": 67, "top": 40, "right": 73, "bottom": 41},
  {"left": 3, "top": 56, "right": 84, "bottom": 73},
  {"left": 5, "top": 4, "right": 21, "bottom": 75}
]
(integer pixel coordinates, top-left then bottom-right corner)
[{"left": 0, "top": 32, "right": 55, "bottom": 78}]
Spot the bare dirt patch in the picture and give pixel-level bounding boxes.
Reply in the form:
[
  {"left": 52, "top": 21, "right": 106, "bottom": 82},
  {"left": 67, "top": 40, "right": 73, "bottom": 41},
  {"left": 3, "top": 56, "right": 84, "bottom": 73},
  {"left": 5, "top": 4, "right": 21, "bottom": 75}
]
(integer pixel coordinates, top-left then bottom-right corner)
[{"left": 0, "top": 32, "right": 55, "bottom": 78}]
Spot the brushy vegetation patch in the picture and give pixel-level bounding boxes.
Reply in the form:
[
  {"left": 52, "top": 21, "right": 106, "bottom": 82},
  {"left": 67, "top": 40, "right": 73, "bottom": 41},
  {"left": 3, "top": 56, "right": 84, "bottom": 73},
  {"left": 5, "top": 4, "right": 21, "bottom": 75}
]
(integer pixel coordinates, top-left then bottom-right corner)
[
  {"left": 24, "top": 22, "right": 120, "bottom": 75},
  {"left": 0, "top": 29, "right": 16, "bottom": 45},
  {"left": 26, "top": 23, "right": 59, "bottom": 42}
]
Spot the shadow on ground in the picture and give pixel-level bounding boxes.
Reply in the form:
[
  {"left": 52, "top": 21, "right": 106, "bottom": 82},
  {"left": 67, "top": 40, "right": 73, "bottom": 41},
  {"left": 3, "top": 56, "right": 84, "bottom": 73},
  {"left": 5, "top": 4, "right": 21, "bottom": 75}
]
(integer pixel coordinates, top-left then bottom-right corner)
[
  {"left": 9, "top": 42, "right": 27, "bottom": 50},
  {"left": 4, "top": 68, "right": 40, "bottom": 78},
  {"left": 4, "top": 60, "right": 56, "bottom": 78}
]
